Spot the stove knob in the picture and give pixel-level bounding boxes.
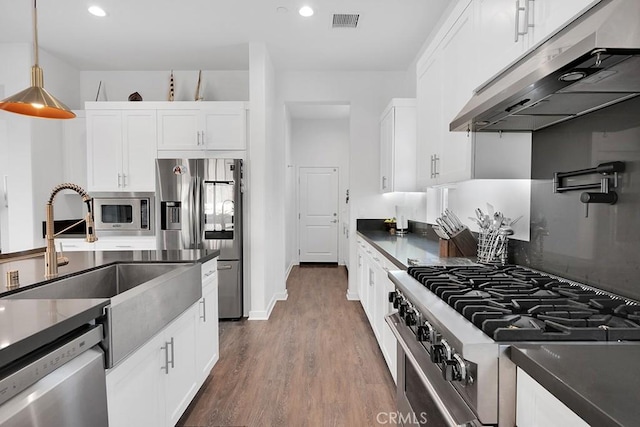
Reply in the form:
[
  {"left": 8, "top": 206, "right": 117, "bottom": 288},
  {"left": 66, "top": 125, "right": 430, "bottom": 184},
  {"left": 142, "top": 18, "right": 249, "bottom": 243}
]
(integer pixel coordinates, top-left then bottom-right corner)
[
  {"left": 399, "top": 301, "right": 408, "bottom": 318},
  {"left": 442, "top": 360, "right": 461, "bottom": 382},
  {"left": 388, "top": 291, "right": 397, "bottom": 303},
  {"left": 405, "top": 309, "right": 417, "bottom": 327},
  {"left": 393, "top": 295, "right": 402, "bottom": 309},
  {"left": 442, "top": 354, "right": 467, "bottom": 383},
  {"left": 416, "top": 325, "right": 430, "bottom": 342},
  {"left": 430, "top": 344, "right": 445, "bottom": 364}
]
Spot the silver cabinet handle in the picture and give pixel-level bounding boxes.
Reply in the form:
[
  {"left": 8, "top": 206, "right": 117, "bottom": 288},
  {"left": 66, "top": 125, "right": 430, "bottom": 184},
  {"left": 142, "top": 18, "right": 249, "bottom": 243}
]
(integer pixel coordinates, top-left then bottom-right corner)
[
  {"left": 203, "top": 270, "right": 215, "bottom": 277},
  {"left": 122, "top": 173, "right": 127, "bottom": 187},
  {"left": 117, "top": 173, "right": 122, "bottom": 188},
  {"left": 196, "top": 131, "right": 201, "bottom": 145},
  {"left": 200, "top": 298, "right": 207, "bottom": 322},
  {"left": 201, "top": 130, "right": 205, "bottom": 145},
  {"left": 382, "top": 176, "right": 387, "bottom": 190},
  {"left": 331, "top": 219, "right": 338, "bottom": 223},
  {"left": 161, "top": 341, "right": 170, "bottom": 374},
  {"left": 3, "top": 175, "right": 8, "bottom": 208},
  {"left": 168, "top": 337, "right": 175, "bottom": 369},
  {"left": 515, "top": 0, "right": 533, "bottom": 42},
  {"left": 430, "top": 154, "right": 435, "bottom": 179},
  {"left": 218, "top": 265, "right": 233, "bottom": 270},
  {"left": 433, "top": 155, "right": 440, "bottom": 177},
  {"left": 115, "top": 245, "right": 133, "bottom": 248}
]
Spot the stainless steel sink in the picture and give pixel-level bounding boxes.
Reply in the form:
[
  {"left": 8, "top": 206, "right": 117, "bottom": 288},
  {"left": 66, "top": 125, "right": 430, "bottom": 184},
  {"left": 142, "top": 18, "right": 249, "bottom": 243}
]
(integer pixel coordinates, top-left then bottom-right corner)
[
  {"left": 4, "top": 262, "right": 202, "bottom": 367},
  {"left": 4, "top": 263, "right": 181, "bottom": 299}
]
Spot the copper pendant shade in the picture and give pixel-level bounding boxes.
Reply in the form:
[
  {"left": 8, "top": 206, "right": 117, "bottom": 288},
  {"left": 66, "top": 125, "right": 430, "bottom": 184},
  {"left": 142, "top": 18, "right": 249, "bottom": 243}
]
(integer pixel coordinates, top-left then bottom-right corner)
[{"left": 0, "top": 0, "right": 75, "bottom": 119}]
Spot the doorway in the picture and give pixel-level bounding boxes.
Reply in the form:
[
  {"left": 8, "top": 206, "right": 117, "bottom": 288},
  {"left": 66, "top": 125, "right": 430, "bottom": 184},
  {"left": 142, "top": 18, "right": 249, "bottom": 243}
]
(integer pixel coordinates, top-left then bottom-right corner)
[{"left": 298, "top": 167, "right": 339, "bottom": 263}]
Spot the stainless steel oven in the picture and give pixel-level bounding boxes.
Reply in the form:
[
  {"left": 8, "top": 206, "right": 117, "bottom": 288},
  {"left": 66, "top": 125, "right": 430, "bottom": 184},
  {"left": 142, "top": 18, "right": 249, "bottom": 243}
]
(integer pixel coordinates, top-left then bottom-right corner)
[
  {"left": 386, "top": 313, "right": 481, "bottom": 427},
  {"left": 93, "top": 192, "right": 154, "bottom": 235}
]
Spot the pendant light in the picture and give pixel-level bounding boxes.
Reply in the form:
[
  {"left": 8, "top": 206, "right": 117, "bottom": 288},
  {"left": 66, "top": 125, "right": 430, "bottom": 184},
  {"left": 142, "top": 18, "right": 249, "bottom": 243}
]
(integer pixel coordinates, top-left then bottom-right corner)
[{"left": 0, "top": 0, "right": 75, "bottom": 119}]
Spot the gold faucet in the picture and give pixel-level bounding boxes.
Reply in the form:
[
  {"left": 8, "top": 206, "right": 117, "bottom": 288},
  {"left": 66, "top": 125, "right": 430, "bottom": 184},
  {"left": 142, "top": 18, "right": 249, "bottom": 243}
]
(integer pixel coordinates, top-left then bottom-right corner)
[{"left": 44, "top": 183, "right": 97, "bottom": 279}]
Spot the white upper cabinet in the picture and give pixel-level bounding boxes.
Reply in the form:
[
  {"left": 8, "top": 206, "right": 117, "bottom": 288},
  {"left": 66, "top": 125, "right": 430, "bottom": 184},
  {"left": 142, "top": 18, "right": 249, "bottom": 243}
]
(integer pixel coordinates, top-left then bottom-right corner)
[
  {"left": 380, "top": 99, "right": 417, "bottom": 193},
  {"left": 474, "top": 0, "right": 529, "bottom": 87},
  {"left": 439, "top": 4, "right": 475, "bottom": 184},
  {"left": 156, "top": 102, "right": 247, "bottom": 151},
  {"left": 156, "top": 109, "right": 200, "bottom": 150},
  {"left": 416, "top": 53, "right": 443, "bottom": 189},
  {"left": 474, "top": 0, "right": 601, "bottom": 86},
  {"left": 86, "top": 107, "right": 157, "bottom": 192},
  {"left": 529, "top": 0, "right": 601, "bottom": 47},
  {"left": 416, "top": 1, "right": 475, "bottom": 189}
]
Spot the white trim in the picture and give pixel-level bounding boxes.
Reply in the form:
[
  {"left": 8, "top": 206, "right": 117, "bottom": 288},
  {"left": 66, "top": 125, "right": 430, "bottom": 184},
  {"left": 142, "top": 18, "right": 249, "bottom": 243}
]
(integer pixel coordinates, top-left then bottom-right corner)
[
  {"left": 248, "top": 291, "right": 288, "bottom": 320},
  {"left": 346, "top": 290, "right": 360, "bottom": 301},
  {"left": 285, "top": 261, "right": 297, "bottom": 281}
]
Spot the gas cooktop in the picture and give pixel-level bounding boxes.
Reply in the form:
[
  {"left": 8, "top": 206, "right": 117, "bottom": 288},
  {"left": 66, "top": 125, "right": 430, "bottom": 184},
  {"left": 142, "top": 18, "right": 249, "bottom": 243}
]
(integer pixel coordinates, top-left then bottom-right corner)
[{"left": 406, "top": 265, "right": 640, "bottom": 342}]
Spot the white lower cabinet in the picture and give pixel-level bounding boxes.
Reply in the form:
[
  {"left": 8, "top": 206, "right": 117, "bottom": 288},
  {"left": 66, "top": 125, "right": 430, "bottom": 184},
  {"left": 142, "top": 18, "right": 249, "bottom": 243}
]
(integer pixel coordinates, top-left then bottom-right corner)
[
  {"left": 106, "top": 305, "right": 197, "bottom": 427},
  {"left": 195, "top": 260, "right": 219, "bottom": 382},
  {"left": 355, "top": 238, "right": 397, "bottom": 383},
  {"left": 516, "top": 368, "right": 588, "bottom": 427},
  {"left": 106, "top": 258, "right": 219, "bottom": 427}
]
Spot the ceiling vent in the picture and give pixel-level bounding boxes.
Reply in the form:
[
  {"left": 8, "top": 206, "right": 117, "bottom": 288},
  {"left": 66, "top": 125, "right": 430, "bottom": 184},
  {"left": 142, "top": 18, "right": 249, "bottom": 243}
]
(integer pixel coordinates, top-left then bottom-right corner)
[{"left": 332, "top": 14, "right": 359, "bottom": 28}]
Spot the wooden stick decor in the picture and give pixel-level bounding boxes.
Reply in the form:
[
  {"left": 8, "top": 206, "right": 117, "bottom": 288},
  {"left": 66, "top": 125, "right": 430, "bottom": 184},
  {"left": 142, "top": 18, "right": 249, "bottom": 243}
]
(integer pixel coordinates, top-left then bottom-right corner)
[
  {"left": 168, "top": 70, "right": 174, "bottom": 101},
  {"left": 195, "top": 70, "right": 203, "bottom": 101}
]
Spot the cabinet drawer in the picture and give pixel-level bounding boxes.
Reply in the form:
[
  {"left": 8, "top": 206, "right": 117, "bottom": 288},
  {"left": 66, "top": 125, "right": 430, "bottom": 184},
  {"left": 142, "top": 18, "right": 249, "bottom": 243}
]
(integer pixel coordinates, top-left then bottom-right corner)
[{"left": 201, "top": 258, "right": 217, "bottom": 282}]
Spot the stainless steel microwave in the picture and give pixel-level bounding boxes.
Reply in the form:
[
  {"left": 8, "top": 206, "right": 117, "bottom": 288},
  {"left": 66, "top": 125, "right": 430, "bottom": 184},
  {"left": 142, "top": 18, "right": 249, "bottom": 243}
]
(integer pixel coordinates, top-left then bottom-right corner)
[{"left": 92, "top": 192, "right": 155, "bottom": 235}]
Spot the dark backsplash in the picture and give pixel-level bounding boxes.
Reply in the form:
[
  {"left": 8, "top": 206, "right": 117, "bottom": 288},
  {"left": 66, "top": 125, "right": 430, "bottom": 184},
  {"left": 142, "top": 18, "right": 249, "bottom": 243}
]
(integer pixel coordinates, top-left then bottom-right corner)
[{"left": 512, "top": 96, "right": 640, "bottom": 301}]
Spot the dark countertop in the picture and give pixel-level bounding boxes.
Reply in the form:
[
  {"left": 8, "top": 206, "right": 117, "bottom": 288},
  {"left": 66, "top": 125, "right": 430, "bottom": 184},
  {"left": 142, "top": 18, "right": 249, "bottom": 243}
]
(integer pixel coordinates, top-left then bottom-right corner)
[
  {"left": 0, "top": 298, "right": 109, "bottom": 367},
  {"left": 511, "top": 343, "right": 640, "bottom": 427},
  {"left": 0, "top": 249, "right": 220, "bottom": 297},
  {"left": 359, "top": 220, "right": 639, "bottom": 426},
  {"left": 357, "top": 230, "right": 477, "bottom": 269}
]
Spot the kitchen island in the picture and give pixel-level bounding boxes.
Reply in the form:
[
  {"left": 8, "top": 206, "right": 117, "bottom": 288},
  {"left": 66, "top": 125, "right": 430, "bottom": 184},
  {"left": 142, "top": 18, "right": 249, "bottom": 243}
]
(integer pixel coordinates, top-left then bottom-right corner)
[
  {"left": 0, "top": 248, "right": 219, "bottom": 297},
  {"left": 0, "top": 248, "right": 220, "bottom": 427}
]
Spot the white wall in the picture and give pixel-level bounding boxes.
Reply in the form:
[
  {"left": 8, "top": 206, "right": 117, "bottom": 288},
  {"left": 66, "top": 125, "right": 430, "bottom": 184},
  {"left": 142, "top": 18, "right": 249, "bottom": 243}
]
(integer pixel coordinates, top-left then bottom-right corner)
[
  {"left": 247, "top": 43, "right": 286, "bottom": 320},
  {"left": 40, "top": 48, "right": 82, "bottom": 110},
  {"left": 0, "top": 43, "right": 84, "bottom": 252},
  {"left": 80, "top": 70, "right": 249, "bottom": 104},
  {"left": 290, "top": 117, "right": 350, "bottom": 268},
  {"left": 275, "top": 70, "right": 413, "bottom": 299}
]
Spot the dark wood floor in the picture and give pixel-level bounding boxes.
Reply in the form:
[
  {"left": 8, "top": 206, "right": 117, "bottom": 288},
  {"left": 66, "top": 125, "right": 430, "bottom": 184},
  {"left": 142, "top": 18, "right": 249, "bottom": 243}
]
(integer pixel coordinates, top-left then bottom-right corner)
[{"left": 178, "top": 265, "right": 397, "bottom": 427}]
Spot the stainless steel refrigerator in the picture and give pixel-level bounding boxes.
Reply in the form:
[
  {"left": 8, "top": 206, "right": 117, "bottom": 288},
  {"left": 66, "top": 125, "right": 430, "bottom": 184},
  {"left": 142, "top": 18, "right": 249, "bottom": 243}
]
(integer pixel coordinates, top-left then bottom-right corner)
[{"left": 156, "top": 158, "right": 243, "bottom": 319}]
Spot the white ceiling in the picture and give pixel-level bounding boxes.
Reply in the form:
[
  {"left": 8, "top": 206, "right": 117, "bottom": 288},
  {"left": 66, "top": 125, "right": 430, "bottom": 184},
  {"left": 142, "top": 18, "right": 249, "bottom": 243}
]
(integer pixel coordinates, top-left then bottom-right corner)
[{"left": 0, "top": 0, "right": 450, "bottom": 71}]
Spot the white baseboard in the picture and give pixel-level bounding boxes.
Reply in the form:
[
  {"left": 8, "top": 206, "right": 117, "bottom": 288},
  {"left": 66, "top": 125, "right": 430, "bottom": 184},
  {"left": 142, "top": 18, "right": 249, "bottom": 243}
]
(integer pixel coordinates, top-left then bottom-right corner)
[
  {"left": 248, "top": 290, "right": 289, "bottom": 320},
  {"left": 346, "top": 290, "right": 360, "bottom": 301},
  {"left": 285, "top": 261, "right": 297, "bottom": 281}
]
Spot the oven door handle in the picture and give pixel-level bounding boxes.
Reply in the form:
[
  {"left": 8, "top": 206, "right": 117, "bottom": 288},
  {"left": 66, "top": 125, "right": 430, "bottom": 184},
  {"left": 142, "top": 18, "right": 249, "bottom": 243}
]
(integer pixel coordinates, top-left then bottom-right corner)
[{"left": 385, "top": 313, "right": 478, "bottom": 427}]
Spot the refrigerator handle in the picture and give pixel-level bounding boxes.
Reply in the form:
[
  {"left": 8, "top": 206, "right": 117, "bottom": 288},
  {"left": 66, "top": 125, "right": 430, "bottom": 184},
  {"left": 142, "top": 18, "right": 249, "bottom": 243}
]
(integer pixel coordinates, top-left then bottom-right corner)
[
  {"left": 195, "top": 175, "right": 204, "bottom": 247},
  {"left": 180, "top": 174, "right": 194, "bottom": 249}
]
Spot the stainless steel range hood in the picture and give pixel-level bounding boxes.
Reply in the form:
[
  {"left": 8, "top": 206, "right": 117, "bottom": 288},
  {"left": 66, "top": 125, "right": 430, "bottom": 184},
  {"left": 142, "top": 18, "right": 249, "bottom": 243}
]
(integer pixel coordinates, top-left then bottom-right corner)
[{"left": 450, "top": 0, "right": 640, "bottom": 133}]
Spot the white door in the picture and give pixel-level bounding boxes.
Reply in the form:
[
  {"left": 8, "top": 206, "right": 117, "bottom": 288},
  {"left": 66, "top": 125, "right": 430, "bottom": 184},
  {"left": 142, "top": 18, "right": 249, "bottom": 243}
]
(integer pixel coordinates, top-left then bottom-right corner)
[{"left": 298, "top": 167, "right": 339, "bottom": 263}]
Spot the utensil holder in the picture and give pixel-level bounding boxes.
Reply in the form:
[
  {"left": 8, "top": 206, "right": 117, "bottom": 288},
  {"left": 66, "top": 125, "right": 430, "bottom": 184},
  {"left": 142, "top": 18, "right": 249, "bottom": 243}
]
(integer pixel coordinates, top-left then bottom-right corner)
[{"left": 477, "top": 229, "right": 509, "bottom": 265}]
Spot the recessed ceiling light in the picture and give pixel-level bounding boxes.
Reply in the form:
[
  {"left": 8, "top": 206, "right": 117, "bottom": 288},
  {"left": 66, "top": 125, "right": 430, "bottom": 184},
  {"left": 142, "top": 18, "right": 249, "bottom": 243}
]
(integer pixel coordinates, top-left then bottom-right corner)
[
  {"left": 299, "top": 6, "right": 314, "bottom": 17},
  {"left": 276, "top": 6, "right": 288, "bottom": 14},
  {"left": 88, "top": 5, "right": 107, "bottom": 17}
]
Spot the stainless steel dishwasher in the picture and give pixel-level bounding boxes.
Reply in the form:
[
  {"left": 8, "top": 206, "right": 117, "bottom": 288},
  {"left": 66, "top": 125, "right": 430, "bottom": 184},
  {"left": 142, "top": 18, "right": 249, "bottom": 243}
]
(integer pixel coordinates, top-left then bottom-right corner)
[{"left": 0, "top": 324, "right": 108, "bottom": 427}]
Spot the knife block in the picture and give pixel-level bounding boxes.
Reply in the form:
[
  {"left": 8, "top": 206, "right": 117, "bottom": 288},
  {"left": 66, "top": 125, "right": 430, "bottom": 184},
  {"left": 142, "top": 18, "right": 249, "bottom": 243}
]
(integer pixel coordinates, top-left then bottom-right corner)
[
  {"left": 439, "top": 239, "right": 463, "bottom": 257},
  {"left": 449, "top": 228, "right": 478, "bottom": 257}
]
